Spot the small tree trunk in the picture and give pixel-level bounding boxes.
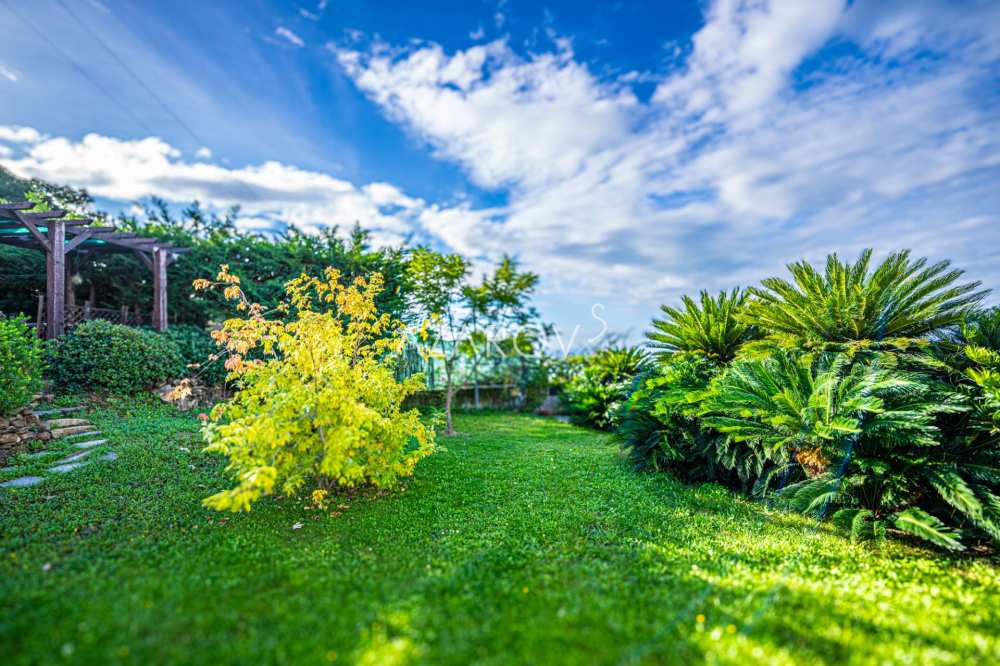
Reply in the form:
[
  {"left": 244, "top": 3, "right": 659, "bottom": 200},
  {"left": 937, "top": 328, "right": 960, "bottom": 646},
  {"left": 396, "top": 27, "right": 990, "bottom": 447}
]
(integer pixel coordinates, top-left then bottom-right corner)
[
  {"left": 444, "top": 367, "right": 455, "bottom": 436},
  {"left": 473, "top": 356, "right": 481, "bottom": 409}
]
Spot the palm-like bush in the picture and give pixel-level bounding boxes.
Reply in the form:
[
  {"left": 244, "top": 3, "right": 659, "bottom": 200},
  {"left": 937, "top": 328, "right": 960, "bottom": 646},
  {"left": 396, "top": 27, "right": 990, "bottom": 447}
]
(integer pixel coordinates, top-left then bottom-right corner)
[
  {"left": 747, "top": 249, "right": 986, "bottom": 348},
  {"left": 617, "top": 355, "right": 780, "bottom": 490},
  {"left": 561, "top": 346, "right": 647, "bottom": 430},
  {"left": 647, "top": 288, "right": 759, "bottom": 362},
  {"left": 701, "top": 350, "right": 999, "bottom": 551}
]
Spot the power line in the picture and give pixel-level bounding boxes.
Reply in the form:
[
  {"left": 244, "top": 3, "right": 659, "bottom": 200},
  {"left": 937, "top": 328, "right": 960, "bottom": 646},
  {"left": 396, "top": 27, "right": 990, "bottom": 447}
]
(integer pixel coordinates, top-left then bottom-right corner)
[
  {"left": 0, "top": 0, "right": 158, "bottom": 137},
  {"left": 53, "top": 0, "right": 213, "bottom": 151}
]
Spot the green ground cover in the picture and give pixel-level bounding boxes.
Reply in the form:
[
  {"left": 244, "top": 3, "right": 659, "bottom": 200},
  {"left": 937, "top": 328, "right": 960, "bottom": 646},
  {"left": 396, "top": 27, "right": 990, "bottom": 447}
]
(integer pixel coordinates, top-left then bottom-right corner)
[{"left": 1, "top": 405, "right": 997, "bottom": 665}]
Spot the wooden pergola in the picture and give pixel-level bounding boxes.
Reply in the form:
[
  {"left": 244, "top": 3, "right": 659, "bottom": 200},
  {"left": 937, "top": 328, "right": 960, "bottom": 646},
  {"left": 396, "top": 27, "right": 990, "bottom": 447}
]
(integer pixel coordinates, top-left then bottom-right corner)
[{"left": 0, "top": 201, "right": 188, "bottom": 338}]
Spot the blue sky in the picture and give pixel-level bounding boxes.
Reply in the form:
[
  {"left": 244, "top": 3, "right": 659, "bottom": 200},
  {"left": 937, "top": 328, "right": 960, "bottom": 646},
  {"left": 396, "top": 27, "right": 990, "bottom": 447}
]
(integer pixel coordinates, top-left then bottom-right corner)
[{"left": 1, "top": 0, "right": 999, "bottom": 342}]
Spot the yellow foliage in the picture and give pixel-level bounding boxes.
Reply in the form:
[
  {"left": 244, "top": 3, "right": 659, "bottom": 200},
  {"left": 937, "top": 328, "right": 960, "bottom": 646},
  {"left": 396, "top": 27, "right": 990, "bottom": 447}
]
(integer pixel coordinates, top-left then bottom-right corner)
[{"left": 196, "top": 266, "right": 435, "bottom": 512}]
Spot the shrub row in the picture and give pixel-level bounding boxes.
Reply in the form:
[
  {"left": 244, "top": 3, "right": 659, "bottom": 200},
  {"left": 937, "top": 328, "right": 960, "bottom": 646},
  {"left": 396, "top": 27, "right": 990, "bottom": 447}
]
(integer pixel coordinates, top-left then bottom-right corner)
[
  {"left": 0, "top": 320, "right": 227, "bottom": 396},
  {"left": 566, "top": 250, "right": 1000, "bottom": 553}
]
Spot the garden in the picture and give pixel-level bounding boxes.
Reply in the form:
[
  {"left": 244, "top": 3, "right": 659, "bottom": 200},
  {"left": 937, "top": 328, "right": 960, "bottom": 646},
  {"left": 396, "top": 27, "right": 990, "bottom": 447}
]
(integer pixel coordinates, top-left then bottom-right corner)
[{"left": 1, "top": 185, "right": 999, "bottom": 664}]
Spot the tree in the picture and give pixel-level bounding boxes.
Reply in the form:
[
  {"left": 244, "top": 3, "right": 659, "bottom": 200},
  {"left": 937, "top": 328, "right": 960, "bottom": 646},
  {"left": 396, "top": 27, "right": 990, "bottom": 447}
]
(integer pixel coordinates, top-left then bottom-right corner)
[
  {"left": 194, "top": 265, "right": 434, "bottom": 511},
  {"left": 407, "top": 248, "right": 469, "bottom": 435},
  {"left": 461, "top": 255, "right": 540, "bottom": 408}
]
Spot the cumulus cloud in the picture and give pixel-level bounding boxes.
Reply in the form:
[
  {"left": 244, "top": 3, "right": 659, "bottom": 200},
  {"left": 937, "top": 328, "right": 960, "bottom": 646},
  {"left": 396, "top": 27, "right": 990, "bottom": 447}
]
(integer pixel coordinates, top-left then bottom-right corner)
[
  {"left": 332, "top": 0, "right": 1000, "bottom": 313},
  {"left": 0, "top": 129, "right": 439, "bottom": 246}
]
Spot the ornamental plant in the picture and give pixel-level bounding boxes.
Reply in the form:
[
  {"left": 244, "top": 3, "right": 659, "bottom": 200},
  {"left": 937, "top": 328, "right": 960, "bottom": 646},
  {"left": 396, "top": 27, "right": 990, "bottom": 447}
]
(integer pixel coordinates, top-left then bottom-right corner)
[
  {"left": 0, "top": 316, "right": 44, "bottom": 416},
  {"left": 194, "top": 265, "right": 435, "bottom": 512},
  {"left": 45, "top": 319, "right": 183, "bottom": 394}
]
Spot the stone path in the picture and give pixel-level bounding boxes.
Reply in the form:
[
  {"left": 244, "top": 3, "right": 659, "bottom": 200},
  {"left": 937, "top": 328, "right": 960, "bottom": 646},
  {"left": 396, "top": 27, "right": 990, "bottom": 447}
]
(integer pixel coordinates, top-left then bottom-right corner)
[{"left": 0, "top": 406, "right": 119, "bottom": 489}]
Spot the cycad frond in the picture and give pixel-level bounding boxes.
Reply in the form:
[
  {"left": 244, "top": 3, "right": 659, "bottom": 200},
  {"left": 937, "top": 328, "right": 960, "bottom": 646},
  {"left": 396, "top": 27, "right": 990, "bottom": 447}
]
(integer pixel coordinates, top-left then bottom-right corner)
[
  {"left": 647, "top": 288, "right": 760, "bottom": 362},
  {"left": 747, "top": 249, "right": 987, "bottom": 346}
]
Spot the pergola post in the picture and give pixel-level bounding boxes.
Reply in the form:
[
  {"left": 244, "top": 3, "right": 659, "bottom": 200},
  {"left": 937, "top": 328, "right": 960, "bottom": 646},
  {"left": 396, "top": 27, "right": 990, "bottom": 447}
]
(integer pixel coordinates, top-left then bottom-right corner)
[
  {"left": 45, "top": 219, "right": 66, "bottom": 339},
  {"left": 152, "top": 247, "right": 168, "bottom": 332}
]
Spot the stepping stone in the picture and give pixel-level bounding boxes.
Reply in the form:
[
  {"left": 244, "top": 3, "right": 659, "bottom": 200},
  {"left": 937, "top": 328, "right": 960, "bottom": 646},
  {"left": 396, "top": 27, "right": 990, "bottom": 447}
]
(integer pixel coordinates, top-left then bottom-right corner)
[
  {"left": 46, "top": 418, "right": 91, "bottom": 429},
  {"left": 53, "top": 449, "right": 94, "bottom": 465},
  {"left": 72, "top": 439, "right": 107, "bottom": 449},
  {"left": 62, "top": 431, "right": 100, "bottom": 440},
  {"left": 1, "top": 475, "right": 44, "bottom": 488},
  {"left": 49, "top": 461, "right": 89, "bottom": 473},
  {"left": 101, "top": 452, "right": 118, "bottom": 462},
  {"left": 50, "top": 425, "right": 96, "bottom": 439},
  {"left": 32, "top": 406, "right": 85, "bottom": 417}
]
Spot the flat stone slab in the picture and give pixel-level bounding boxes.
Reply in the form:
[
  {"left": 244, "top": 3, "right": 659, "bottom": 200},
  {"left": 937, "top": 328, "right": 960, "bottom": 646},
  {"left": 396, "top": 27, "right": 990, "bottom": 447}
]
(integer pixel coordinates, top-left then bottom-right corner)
[
  {"left": 101, "top": 452, "right": 118, "bottom": 462},
  {"left": 72, "top": 439, "right": 107, "bottom": 449},
  {"left": 54, "top": 449, "right": 94, "bottom": 465},
  {"left": 32, "top": 406, "right": 85, "bottom": 417},
  {"left": 46, "top": 418, "right": 91, "bottom": 429},
  {"left": 62, "top": 431, "right": 100, "bottom": 440},
  {"left": 1, "top": 475, "right": 44, "bottom": 488},
  {"left": 49, "top": 461, "right": 89, "bottom": 473},
  {"left": 51, "top": 425, "right": 96, "bottom": 439}
]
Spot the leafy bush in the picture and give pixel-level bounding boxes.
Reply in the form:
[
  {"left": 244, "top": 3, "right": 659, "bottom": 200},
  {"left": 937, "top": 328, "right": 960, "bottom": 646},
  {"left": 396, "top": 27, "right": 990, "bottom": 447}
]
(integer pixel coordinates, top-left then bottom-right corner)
[
  {"left": 561, "top": 347, "right": 647, "bottom": 430},
  {"left": 46, "top": 319, "right": 184, "bottom": 394},
  {"left": 195, "top": 265, "right": 435, "bottom": 512},
  {"left": 0, "top": 317, "right": 44, "bottom": 416},
  {"left": 161, "top": 324, "right": 228, "bottom": 385},
  {"left": 620, "top": 249, "right": 1000, "bottom": 553}
]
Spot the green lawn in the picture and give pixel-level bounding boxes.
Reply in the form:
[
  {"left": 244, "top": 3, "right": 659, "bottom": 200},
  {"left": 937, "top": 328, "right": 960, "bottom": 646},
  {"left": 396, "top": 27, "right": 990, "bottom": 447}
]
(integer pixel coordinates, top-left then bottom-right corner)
[{"left": 1, "top": 405, "right": 997, "bottom": 665}]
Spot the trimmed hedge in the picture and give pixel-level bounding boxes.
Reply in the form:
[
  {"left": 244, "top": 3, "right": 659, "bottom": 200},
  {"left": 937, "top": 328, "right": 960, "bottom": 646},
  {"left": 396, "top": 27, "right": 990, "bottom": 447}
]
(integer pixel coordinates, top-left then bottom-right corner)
[{"left": 46, "top": 320, "right": 184, "bottom": 394}]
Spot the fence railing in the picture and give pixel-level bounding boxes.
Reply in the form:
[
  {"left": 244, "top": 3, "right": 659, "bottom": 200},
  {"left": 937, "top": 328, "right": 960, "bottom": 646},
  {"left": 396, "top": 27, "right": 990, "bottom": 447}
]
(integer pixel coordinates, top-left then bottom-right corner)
[{"left": 34, "top": 295, "right": 142, "bottom": 335}]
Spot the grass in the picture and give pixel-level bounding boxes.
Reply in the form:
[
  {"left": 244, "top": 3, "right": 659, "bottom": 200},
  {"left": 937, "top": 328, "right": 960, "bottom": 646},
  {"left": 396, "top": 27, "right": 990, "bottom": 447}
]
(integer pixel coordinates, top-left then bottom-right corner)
[{"left": 1, "top": 404, "right": 998, "bottom": 665}]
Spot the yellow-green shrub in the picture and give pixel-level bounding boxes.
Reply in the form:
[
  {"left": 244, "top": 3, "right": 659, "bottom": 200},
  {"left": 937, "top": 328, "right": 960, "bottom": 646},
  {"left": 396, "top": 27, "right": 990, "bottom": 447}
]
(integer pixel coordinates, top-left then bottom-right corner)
[{"left": 195, "top": 265, "right": 435, "bottom": 512}]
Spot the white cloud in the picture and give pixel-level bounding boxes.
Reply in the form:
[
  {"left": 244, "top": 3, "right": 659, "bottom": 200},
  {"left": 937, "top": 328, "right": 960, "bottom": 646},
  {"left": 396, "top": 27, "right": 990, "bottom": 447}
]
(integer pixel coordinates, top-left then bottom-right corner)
[
  {"left": 194, "top": 147, "right": 213, "bottom": 159},
  {"left": 335, "top": 40, "right": 638, "bottom": 190},
  {"left": 332, "top": 0, "right": 1000, "bottom": 316},
  {"left": 0, "top": 129, "right": 446, "bottom": 247},
  {"left": 275, "top": 27, "right": 305, "bottom": 48},
  {"left": 0, "top": 125, "right": 42, "bottom": 143},
  {"left": 0, "top": 64, "right": 19, "bottom": 83}
]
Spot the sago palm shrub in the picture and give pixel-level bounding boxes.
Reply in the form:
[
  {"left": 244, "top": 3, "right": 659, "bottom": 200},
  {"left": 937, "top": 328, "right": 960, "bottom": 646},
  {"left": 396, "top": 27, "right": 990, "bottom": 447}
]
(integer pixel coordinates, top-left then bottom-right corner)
[
  {"left": 700, "top": 350, "right": 999, "bottom": 551},
  {"left": 562, "top": 346, "right": 648, "bottom": 430},
  {"left": 617, "top": 353, "right": 780, "bottom": 491},
  {"left": 647, "top": 288, "right": 760, "bottom": 361},
  {"left": 745, "top": 249, "right": 986, "bottom": 350},
  {"left": 620, "top": 291, "right": 764, "bottom": 486}
]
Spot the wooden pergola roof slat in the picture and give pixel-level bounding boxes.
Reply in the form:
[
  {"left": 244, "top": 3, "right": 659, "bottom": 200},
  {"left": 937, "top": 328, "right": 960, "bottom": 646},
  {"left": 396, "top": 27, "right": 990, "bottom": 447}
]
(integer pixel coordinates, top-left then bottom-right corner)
[{"left": 0, "top": 201, "right": 187, "bottom": 337}]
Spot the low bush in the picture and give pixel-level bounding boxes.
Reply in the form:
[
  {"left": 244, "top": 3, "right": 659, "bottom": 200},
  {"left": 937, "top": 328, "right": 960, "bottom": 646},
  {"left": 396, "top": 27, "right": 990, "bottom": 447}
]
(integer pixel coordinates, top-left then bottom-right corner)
[
  {"left": 195, "top": 265, "right": 435, "bottom": 512},
  {"left": 621, "top": 250, "right": 1000, "bottom": 553},
  {"left": 0, "top": 317, "right": 44, "bottom": 416},
  {"left": 561, "top": 346, "right": 647, "bottom": 430},
  {"left": 161, "top": 324, "right": 228, "bottom": 385},
  {"left": 46, "top": 319, "right": 184, "bottom": 394}
]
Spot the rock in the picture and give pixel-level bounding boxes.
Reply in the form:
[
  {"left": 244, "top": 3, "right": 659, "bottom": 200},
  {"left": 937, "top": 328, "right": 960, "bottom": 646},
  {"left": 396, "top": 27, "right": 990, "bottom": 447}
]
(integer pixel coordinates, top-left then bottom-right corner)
[
  {"left": 0, "top": 433, "right": 19, "bottom": 445},
  {"left": 72, "top": 439, "right": 107, "bottom": 449},
  {"left": 535, "top": 395, "right": 564, "bottom": 416},
  {"left": 53, "top": 449, "right": 94, "bottom": 465},
  {"left": 0, "top": 475, "right": 44, "bottom": 488},
  {"left": 51, "top": 425, "right": 95, "bottom": 439},
  {"left": 101, "top": 451, "right": 118, "bottom": 462},
  {"left": 49, "top": 461, "right": 88, "bottom": 474},
  {"left": 45, "top": 418, "right": 91, "bottom": 429}
]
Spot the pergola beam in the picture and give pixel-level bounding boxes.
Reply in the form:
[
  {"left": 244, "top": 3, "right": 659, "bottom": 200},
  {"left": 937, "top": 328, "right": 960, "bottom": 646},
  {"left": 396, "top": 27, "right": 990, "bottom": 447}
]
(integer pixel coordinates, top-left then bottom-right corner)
[{"left": 1, "top": 201, "right": 186, "bottom": 337}]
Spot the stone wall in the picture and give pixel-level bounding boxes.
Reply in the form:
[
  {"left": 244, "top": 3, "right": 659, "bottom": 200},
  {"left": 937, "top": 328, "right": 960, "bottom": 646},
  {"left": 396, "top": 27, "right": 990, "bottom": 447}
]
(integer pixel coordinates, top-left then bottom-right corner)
[{"left": 0, "top": 409, "right": 53, "bottom": 467}]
